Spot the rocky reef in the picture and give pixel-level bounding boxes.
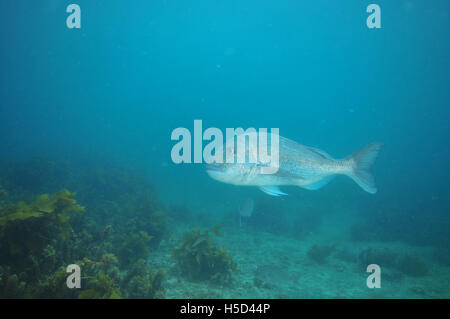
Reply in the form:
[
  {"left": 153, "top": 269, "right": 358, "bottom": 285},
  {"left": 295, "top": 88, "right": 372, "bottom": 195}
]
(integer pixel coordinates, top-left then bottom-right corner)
[{"left": 0, "top": 158, "right": 170, "bottom": 298}]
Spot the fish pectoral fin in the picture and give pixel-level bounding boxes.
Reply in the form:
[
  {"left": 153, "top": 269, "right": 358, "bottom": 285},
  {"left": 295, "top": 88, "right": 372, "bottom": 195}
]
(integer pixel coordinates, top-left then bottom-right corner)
[
  {"left": 259, "top": 186, "right": 288, "bottom": 196},
  {"left": 301, "top": 176, "right": 335, "bottom": 190}
]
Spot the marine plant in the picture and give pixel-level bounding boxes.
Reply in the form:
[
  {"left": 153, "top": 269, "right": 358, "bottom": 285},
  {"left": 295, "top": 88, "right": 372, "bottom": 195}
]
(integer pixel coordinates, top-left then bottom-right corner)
[
  {"left": 119, "top": 194, "right": 171, "bottom": 248},
  {"left": 172, "top": 226, "right": 237, "bottom": 282},
  {"left": 0, "top": 189, "right": 84, "bottom": 272},
  {"left": 357, "top": 247, "right": 429, "bottom": 277},
  {"left": 120, "top": 259, "right": 165, "bottom": 299},
  {"left": 1, "top": 273, "right": 27, "bottom": 298},
  {"left": 396, "top": 254, "right": 428, "bottom": 277},
  {"left": 111, "top": 192, "right": 171, "bottom": 266},
  {"left": 0, "top": 189, "right": 84, "bottom": 227},
  {"left": 32, "top": 266, "right": 75, "bottom": 298},
  {"left": 307, "top": 243, "right": 337, "bottom": 264},
  {"left": 0, "top": 184, "right": 7, "bottom": 199},
  {"left": 75, "top": 255, "right": 165, "bottom": 299},
  {"left": 78, "top": 272, "right": 122, "bottom": 299},
  {"left": 116, "top": 230, "right": 153, "bottom": 267},
  {"left": 72, "top": 254, "right": 121, "bottom": 299},
  {"left": 358, "top": 247, "right": 398, "bottom": 268},
  {"left": 0, "top": 158, "right": 172, "bottom": 299}
]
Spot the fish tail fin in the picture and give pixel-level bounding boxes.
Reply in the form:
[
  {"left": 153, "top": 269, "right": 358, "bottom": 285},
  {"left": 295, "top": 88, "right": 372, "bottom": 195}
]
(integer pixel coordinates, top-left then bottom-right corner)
[{"left": 345, "top": 142, "right": 383, "bottom": 194}]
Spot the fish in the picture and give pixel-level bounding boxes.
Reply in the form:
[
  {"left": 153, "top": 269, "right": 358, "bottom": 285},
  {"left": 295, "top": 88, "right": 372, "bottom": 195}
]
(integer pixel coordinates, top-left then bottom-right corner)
[
  {"left": 206, "top": 132, "right": 382, "bottom": 196},
  {"left": 239, "top": 198, "right": 254, "bottom": 217},
  {"left": 238, "top": 197, "right": 254, "bottom": 227}
]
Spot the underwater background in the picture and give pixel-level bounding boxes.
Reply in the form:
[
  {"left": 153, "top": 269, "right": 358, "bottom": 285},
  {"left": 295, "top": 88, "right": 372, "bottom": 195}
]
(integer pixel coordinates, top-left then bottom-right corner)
[{"left": 0, "top": 0, "right": 449, "bottom": 298}]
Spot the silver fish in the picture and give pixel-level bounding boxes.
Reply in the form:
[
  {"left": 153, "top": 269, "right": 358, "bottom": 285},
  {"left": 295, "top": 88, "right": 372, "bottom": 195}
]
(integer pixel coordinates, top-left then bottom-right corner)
[
  {"left": 206, "top": 132, "right": 382, "bottom": 196},
  {"left": 238, "top": 197, "right": 254, "bottom": 227},
  {"left": 239, "top": 198, "right": 254, "bottom": 217}
]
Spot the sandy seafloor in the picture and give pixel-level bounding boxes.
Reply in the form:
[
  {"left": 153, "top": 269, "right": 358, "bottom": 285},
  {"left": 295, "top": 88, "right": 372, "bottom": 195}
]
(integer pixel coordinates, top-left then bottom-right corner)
[
  {"left": 148, "top": 183, "right": 450, "bottom": 299},
  {"left": 148, "top": 223, "right": 450, "bottom": 299}
]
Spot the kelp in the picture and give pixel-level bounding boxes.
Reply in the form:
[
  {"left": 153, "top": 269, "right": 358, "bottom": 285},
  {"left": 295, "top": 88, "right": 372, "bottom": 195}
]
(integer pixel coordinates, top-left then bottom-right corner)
[
  {"left": 117, "top": 230, "right": 153, "bottom": 267},
  {"left": 0, "top": 190, "right": 84, "bottom": 273},
  {"left": 77, "top": 255, "right": 165, "bottom": 299},
  {"left": 0, "top": 160, "right": 170, "bottom": 299},
  {"left": 78, "top": 272, "right": 122, "bottom": 299},
  {"left": 172, "top": 226, "right": 237, "bottom": 282},
  {"left": 112, "top": 197, "right": 171, "bottom": 266},
  {"left": 120, "top": 259, "right": 165, "bottom": 299},
  {"left": 0, "top": 189, "right": 84, "bottom": 226}
]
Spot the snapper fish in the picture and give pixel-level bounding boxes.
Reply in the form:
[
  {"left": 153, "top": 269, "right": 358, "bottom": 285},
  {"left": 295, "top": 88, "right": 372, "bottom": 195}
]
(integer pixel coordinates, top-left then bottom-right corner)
[{"left": 206, "top": 132, "right": 382, "bottom": 196}]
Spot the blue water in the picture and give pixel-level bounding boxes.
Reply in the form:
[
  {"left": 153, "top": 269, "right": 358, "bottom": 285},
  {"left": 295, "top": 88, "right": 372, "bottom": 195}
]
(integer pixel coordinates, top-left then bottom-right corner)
[{"left": 0, "top": 0, "right": 449, "bottom": 298}]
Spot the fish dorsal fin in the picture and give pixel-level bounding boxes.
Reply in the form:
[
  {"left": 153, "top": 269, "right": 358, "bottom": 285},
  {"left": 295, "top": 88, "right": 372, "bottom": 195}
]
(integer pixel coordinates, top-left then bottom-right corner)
[
  {"left": 302, "top": 176, "right": 335, "bottom": 190},
  {"left": 305, "top": 146, "right": 333, "bottom": 160},
  {"left": 259, "top": 186, "right": 288, "bottom": 196}
]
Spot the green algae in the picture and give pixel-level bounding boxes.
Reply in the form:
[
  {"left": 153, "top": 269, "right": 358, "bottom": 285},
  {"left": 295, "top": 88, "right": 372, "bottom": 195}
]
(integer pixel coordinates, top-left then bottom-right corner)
[{"left": 172, "top": 226, "right": 237, "bottom": 283}]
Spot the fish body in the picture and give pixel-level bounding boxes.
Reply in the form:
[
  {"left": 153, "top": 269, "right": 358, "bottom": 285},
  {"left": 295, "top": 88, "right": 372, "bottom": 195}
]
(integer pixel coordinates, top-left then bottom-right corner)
[
  {"left": 239, "top": 198, "right": 254, "bottom": 217},
  {"left": 206, "top": 132, "right": 382, "bottom": 195},
  {"left": 238, "top": 197, "right": 254, "bottom": 227}
]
